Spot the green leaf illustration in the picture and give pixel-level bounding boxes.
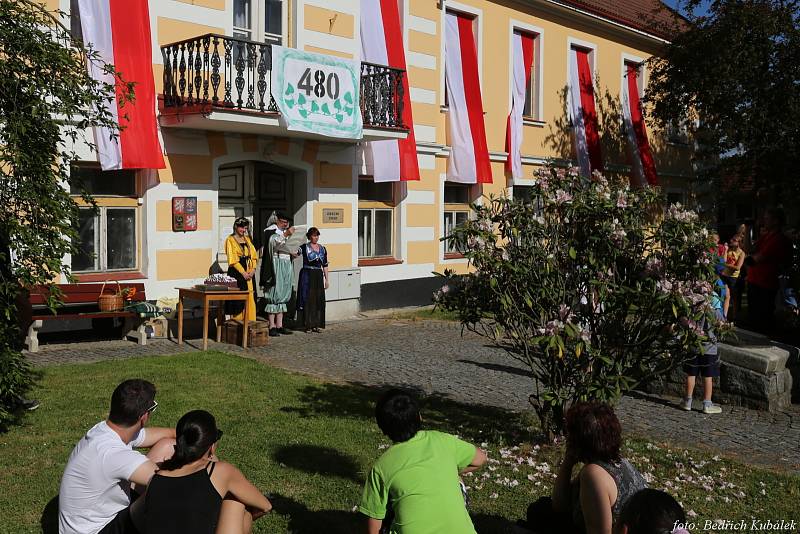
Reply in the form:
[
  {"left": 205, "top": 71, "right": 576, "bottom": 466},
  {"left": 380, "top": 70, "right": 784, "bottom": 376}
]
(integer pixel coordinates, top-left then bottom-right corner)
[
  {"left": 298, "top": 109, "right": 308, "bottom": 118},
  {"left": 344, "top": 106, "right": 353, "bottom": 116},
  {"left": 335, "top": 113, "right": 344, "bottom": 123},
  {"left": 321, "top": 103, "right": 331, "bottom": 114},
  {"left": 297, "top": 93, "right": 306, "bottom": 105},
  {"left": 343, "top": 92, "right": 353, "bottom": 104},
  {"left": 285, "top": 84, "right": 295, "bottom": 95},
  {"left": 334, "top": 99, "right": 342, "bottom": 110},
  {"left": 310, "top": 101, "right": 319, "bottom": 113},
  {"left": 285, "top": 99, "right": 295, "bottom": 108}
]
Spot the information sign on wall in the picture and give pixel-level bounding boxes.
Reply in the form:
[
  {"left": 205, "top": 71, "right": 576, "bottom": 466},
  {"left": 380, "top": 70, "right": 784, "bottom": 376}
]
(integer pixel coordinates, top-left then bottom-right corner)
[
  {"left": 172, "top": 196, "right": 198, "bottom": 232},
  {"left": 271, "top": 46, "right": 363, "bottom": 139},
  {"left": 322, "top": 208, "right": 345, "bottom": 224}
]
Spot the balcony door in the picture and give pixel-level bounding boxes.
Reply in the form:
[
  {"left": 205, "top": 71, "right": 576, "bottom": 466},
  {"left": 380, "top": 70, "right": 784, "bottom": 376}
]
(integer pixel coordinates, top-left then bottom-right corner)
[{"left": 233, "top": 0, "right": 284, "bottom": 45}]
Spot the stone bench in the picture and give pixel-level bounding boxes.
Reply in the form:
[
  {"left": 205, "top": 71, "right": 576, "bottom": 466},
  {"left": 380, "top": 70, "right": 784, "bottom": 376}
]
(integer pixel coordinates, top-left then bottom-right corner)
[{"left": 652, "top": 328, "right": 797, "bottom": 411}]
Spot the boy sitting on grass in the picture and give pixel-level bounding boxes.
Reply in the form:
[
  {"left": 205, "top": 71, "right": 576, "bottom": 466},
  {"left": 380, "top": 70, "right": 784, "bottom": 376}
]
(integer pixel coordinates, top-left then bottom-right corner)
[{"left": 359, "top": 389, "right": 487, "bottom": 534}]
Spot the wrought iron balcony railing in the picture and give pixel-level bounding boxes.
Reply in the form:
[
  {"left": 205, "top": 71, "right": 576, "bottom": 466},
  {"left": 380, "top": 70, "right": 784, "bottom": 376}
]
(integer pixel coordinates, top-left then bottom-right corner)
[{"left": 161, "top": 34, "right": 407, "bottom": 131}]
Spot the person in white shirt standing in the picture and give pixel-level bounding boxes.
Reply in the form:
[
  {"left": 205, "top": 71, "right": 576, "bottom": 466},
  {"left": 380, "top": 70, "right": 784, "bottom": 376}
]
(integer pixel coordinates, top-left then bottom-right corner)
[{"left": 58, "top": 379, "right": 176, "bottom": 534}]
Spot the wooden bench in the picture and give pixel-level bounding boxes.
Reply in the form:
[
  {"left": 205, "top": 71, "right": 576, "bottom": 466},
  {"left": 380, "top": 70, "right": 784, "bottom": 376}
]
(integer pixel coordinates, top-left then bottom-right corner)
[{"left": 21, "top": 283, "right": 149, "bottom": 352}]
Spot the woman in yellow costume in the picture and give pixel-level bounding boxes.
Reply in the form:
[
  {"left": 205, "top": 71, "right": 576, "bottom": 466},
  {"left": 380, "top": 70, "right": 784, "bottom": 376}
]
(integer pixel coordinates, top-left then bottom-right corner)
[{"left": 224, "top": 217, "right": 258, "bottom": 322}]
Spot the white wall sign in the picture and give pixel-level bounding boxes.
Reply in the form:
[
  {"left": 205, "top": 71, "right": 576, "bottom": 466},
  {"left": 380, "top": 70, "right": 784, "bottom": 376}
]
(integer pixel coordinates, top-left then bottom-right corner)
[{"left": 271, "top": 46, "right": 363, "bottom": 139}]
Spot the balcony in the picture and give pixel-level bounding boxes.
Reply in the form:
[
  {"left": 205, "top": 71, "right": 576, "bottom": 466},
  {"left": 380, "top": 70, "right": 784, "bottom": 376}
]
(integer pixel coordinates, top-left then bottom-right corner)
[{"left": 159, "top": 34, "right": 408, "bottom": 142}]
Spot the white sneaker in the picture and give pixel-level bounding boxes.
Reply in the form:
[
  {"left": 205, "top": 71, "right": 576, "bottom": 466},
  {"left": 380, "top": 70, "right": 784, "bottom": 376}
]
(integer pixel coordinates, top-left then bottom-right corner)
[
  {"left": 702, "top": 404, "right": 722, "bottom": 414},
  {"left": 681, "top": 399, "right": 692, "bottom": 411}
]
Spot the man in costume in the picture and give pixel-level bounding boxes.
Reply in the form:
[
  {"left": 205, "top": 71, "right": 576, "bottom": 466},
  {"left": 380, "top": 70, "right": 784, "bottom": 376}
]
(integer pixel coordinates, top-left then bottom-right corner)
[{"left": 259, "top": 212, "right": 297, "bottom": 336}]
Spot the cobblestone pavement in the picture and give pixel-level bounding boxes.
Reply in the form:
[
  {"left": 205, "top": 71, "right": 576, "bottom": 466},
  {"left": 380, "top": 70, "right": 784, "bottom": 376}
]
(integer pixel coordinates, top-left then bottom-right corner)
[{"left": 28, "top": 317, "right": 800, "bottom": 473}]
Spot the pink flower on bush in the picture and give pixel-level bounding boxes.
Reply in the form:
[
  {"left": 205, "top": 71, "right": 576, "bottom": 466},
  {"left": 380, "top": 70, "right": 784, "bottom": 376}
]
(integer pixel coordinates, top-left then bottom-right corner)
[{"left": 554, "top": 189, "right": 573, "bottom": 204}]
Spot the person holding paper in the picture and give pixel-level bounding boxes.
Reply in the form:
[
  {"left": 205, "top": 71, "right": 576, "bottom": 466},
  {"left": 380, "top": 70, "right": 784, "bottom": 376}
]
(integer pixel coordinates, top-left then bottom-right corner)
[{"left": 260, "top": 212, "right": 298, "bottom": 336}]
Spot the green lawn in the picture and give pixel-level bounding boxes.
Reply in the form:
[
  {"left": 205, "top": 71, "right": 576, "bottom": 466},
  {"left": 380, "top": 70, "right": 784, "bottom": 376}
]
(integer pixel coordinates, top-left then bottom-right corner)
[
  {"left": 1, "top": 352, "right": 798, "bottom": 533},
  {"left": 392, "top": 305, "right": 461, "bottom": 322}
]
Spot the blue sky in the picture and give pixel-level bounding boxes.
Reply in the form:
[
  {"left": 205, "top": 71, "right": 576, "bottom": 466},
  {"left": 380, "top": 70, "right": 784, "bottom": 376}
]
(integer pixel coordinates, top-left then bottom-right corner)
[{"left": 661, "top": 0, "right": 713, "bottom": 16}]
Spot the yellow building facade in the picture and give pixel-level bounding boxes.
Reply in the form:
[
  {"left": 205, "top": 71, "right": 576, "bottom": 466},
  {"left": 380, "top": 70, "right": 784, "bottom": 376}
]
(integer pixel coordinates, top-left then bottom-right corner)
[{"left": 49, "top": 0, "right": 693, "bottom": 316}]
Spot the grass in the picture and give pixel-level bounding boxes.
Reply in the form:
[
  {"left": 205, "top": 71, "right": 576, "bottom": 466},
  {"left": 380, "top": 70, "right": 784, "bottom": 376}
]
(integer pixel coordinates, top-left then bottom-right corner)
[
  {"left": 392, "top": 305, "right": 461, "bottom": 322},
  {"left": 1, "top": 352, "right": 798, "bottom": 533}
]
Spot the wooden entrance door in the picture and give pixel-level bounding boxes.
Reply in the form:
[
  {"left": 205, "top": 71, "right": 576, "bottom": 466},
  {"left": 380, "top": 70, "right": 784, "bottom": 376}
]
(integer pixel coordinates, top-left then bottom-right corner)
[{"left": 254, "top": 164, "right": 293, "bottom": 248}]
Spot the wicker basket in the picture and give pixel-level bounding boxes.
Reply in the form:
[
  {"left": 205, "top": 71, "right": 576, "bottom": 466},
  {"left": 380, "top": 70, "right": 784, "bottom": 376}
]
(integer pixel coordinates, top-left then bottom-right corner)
[{"left": 98, "top": 281, "right": 124, "bottom": 312}]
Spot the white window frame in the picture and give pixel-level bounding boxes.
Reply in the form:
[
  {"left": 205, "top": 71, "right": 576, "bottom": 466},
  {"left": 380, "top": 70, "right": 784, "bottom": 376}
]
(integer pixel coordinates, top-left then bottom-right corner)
[
  {"left": 73, "top": 206, "right": 140, "bottom": 273},
  {"left": 358, "top": 208, "right": 394, "bottom": 259},
  {"left": 567, "top": 38, "right": 598, "bottom": 92},
  {"left": 443, "top": 209, "right": 470, "bottom": 254},
  {"left": 441, "top": 180, "right": 473, "bottom": 256},
  {"left": 440, "top": 1, "right": 483, "bottom": 109},
  {"left": 621, "top": 52, "right": 646, "bottom": 99},
  {"left": 509, "top": 20, "right": 545, "bottom": 123},
  {"left": 567, "top": 38, "right": 598, "bottom": 134},
  {"left": 233, "top": 0, "right": 288, "bottom": 45}
]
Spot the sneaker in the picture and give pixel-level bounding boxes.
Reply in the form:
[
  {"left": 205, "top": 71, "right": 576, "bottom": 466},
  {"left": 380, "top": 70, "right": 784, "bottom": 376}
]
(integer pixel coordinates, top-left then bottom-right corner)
[
  {"left": 269, "top": 328, "right": 280, "bottom": 337},
  {"left": 702, "top": 403, "right": 722, "bottom": 414},
  {"left": 278, "top": 327, "right": 293, "bottom": 335},
  {"left": 681, "top": 398, "right": 692, "bottom": 411}
]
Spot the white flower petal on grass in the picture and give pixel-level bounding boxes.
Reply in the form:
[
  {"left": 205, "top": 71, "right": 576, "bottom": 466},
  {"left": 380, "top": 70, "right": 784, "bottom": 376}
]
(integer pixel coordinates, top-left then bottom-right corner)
[
  {"left": 490, "top": 492, "right": 498, "bottom": 499},
  {"left": 687, "top": 510, "right": 697, "bottom": 518}
]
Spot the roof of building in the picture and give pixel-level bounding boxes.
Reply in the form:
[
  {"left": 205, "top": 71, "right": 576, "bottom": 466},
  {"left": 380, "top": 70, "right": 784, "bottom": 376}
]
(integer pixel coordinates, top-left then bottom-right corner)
[{"left": 554, "top": 0, "right": 687, "bottom": 40}]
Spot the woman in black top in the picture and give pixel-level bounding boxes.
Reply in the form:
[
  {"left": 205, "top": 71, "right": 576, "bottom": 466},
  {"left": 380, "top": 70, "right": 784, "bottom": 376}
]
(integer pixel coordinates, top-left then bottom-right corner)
[{"left": 131, "top": 410, "right": 271, "bottom": 534}]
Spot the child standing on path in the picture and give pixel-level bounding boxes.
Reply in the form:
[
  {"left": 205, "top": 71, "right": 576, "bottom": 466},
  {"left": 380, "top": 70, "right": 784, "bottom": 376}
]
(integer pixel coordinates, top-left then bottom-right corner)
[{"left": 682, "top": 267, "right": 727, "bottom": 414}]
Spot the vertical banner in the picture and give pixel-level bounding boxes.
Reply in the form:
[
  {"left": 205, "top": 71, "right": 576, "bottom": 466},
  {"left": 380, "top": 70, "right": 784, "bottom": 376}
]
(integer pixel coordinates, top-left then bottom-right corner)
[
  {"left": 271, "top": 46, "right": 363, "bottom": 139},
  {"left": 360, "top": 0, "right": 420, "bottom": 182},
  {"left": 568, "top": 47, "right": 603, "bottom": 177},
  {"left": 78, "top": 0, "right": 165, "bottom": 170},
  {"left": 505, "top": 31, "right": 535, "bottom": 179},
  {"left": 444, "top": 11, "right": 492, "bottom": 184},
  {"left": 622, "top": 63, "right": 658, "bottom": 186}
]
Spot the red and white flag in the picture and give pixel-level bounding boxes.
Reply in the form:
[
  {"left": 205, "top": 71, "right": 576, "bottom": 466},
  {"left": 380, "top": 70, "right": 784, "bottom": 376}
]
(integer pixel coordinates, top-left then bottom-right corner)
[
  {"left": 568, "top": 47, "right": 602, "bottom": 177},
  {"left": 622, "top": 63, "right": 658, "bottom": 186},
  {"left": 360, "top": 0, "right": 419, "bottom": 182},
  {"left": 505, "top": 31, "right": 535, "bottom": 179},
  {"left": 78, "top": 0, "right": 165, "bottom": 170},
  {"left": 444, "top": 11, "right": 492, "bottom": 184}
]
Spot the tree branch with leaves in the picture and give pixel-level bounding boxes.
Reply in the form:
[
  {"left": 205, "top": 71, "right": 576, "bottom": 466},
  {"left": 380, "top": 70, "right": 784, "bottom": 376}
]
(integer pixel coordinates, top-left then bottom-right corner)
[{"left": 0, "top": 0, "right": 126, "bottom": 427}]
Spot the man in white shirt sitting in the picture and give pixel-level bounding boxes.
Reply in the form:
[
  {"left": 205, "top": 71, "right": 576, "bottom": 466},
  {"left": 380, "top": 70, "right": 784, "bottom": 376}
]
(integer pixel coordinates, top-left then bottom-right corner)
[{"left": 58, "top": 379, "right": 176, "bottom": 534}]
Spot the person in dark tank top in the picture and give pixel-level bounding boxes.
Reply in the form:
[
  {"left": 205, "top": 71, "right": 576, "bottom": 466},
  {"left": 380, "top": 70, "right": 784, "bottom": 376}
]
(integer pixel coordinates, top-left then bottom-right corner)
[
  {"left": 130, "top": 410, "right": 271, "bottom": 534},
  {"left": 523, "top": 402, "right": 647, "bottom": 534}
]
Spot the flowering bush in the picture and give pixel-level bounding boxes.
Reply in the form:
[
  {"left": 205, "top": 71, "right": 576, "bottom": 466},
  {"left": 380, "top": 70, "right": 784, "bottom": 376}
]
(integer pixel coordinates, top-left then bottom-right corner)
[{"left": 436, "top": 165, "right": 723, "bottom": 437}]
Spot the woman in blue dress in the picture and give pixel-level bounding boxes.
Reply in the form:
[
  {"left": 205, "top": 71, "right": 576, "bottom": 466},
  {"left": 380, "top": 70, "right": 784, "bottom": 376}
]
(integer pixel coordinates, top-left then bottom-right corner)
[{"left": 296, "top": 227, "right": 329, "bottom": 332}]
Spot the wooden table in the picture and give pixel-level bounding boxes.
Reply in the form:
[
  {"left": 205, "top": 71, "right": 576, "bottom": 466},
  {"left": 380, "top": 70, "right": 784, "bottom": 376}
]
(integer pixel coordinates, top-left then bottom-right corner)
[{"left": 176, "top": 287, "right": 251, "bottom": 350}]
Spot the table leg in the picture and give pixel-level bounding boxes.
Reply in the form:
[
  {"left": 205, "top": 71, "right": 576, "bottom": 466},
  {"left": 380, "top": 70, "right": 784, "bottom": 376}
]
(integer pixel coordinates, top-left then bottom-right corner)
[
  {"left": 177, "top": 295, "right": 184, "bottom": 345},
  {"left": 216, "top": 301, "right": 224, "bottom": 343},
  {"left": 202, "top": 296, "right": 209, "bottom": 351},
  {"left": 242, "top": 296, "right": 249, "bottom": 349}
]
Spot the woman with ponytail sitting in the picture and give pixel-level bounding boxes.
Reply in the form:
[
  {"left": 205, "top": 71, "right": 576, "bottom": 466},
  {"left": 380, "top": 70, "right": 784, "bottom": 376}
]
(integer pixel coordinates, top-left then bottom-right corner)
[{"left": 131, "top": 410, "right": 271, "bottom": 534}]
